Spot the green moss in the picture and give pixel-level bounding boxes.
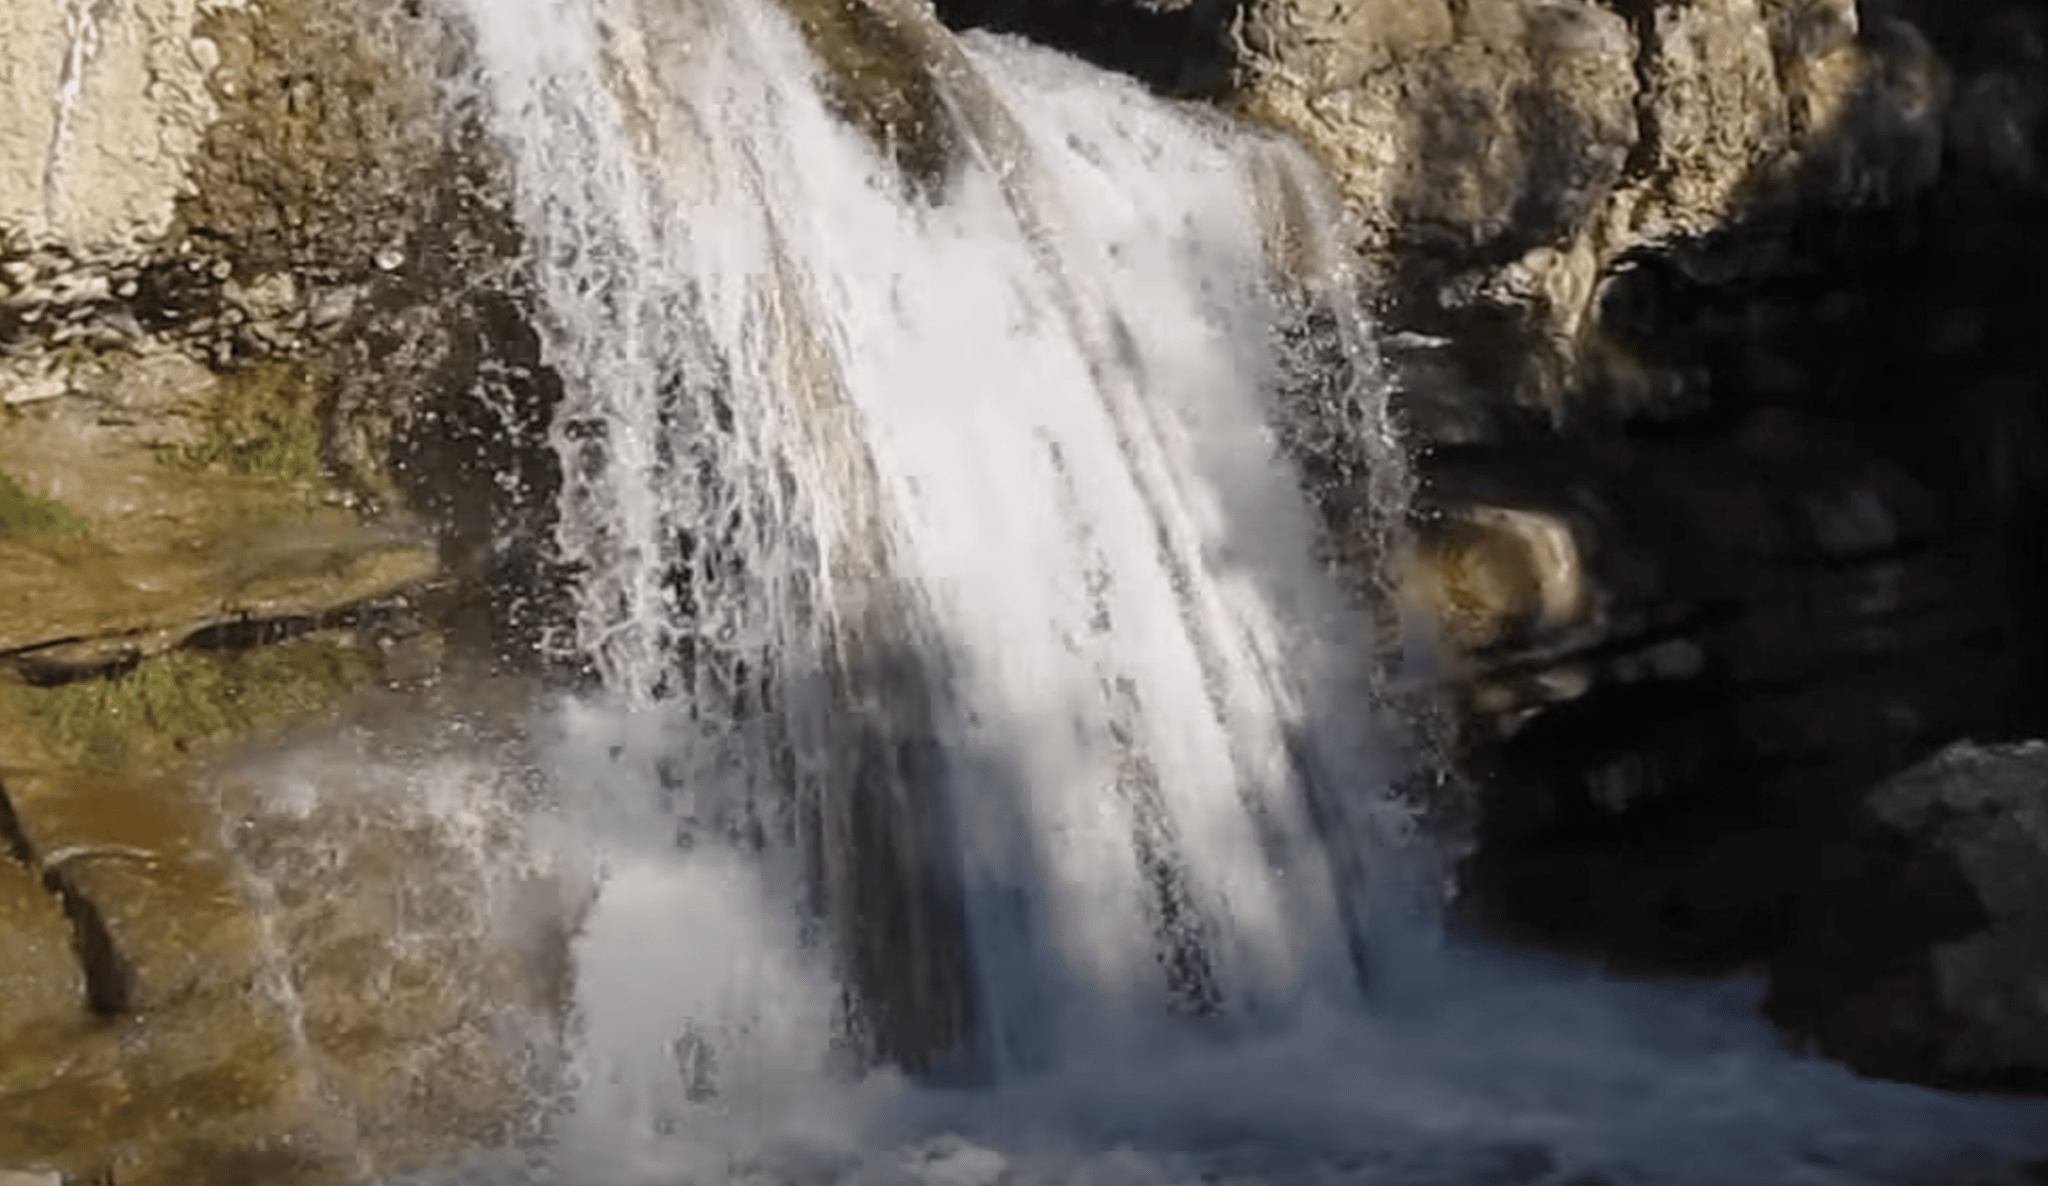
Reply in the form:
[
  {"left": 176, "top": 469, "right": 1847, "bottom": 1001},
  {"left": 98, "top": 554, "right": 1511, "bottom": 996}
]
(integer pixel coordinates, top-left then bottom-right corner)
[
  {"left": 13, "top": 639, "right": 377, "bottom": 771},
  {"left": 160, "top": 360, "right": 325, "bottom": 483},
  {"left": 0, "top": 471, "right": 89, "bottom": 541},
  {"left": 49, "top": 339, "right": 102, "bottom": 373}
]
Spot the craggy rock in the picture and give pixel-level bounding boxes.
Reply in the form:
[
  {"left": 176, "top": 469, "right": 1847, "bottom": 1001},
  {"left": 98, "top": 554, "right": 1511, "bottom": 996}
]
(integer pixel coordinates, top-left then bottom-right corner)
[
  {"left": 1412, "top": 409, "right": 2028, "bottom": 969},
  {"left": 1766, "top": 741, "right": 2048, "bottom": 1091},
  {"left": 1231, "top": 0, "right": 1962, "bottom": 417}
]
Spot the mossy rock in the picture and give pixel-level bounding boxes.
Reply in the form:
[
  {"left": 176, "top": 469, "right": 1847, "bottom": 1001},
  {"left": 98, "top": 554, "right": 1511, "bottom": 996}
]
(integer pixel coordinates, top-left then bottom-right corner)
[
  {"left": 7, "top": 638, "right": 381, "bottom": 772},
  {"left": 0, "top": 471, "right": 87, "bottom": 542},
  {"left": 178, "top": 0, "right": 449, "bottom": 276},
  {"left": 158, "top": 358, "right": 327, "bottom": 485}
]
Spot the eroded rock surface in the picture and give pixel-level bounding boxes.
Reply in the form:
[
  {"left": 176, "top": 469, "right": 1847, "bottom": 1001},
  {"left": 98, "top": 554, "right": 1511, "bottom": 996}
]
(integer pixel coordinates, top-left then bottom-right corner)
[
  {"left": 0, "top": 0, "right": 231, "bottom": 252},
  {"left": 1767, "top": 741, "right": 2048, "bottom": 1092}
]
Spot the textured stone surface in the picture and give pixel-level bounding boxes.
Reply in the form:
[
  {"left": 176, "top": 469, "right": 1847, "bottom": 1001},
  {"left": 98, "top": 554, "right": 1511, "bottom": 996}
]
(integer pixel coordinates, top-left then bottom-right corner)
[
  {"left": 1224, "top": 0, "right": 1967, "bottom": 415},
  {"left": 0, "top": 859, "right": 84, "bottom": 1078},
  {"left": 0, "top": 732, "right": 566, "bottom": 1183},
  {"left": 1767, "top": 741, "right": 2048, "bottom": 1090},
  {"left": 0, "top": 0, "right": 232, "bottom": 251},
  {"left": 2, "top": 771, "right": 264, "bottom": 1012}
]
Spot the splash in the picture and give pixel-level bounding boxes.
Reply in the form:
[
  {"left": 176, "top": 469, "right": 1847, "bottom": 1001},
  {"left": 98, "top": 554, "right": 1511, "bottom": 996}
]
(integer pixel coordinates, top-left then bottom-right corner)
[{"left": 436, "top": 0, "right": 2048, "bottom": 1181}]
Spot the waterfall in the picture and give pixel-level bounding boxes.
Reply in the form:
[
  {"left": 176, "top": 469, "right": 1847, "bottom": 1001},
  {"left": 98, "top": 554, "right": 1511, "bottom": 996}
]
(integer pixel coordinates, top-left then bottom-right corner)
[{"left": 433, "top": 0, "right": 2048, "bottom": 1182}]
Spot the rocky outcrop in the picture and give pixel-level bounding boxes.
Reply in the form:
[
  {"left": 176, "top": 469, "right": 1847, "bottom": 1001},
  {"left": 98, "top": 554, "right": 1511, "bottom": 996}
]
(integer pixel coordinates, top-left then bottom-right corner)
[
  {"left": 1, "top": 0, "right": 563, "bottom": 664},
  {"left": 1236, "top": 0, "right": 1957, "bottom": 418},
  {"left": 0, "top": 0, "right": 567, "bottom": 1180},
  {"left": 1419, "top": 420, "right": 2030, "bottom": 970},
  {"left": 1765, "top": 741, "right": 2048, "bottom": 1092}
]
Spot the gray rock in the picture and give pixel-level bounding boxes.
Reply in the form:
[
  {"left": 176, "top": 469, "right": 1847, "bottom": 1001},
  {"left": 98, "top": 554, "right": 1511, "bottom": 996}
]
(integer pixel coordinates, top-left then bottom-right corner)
[{"left": 1767, "top": 740, "right": 2048, "bottom": 1091}]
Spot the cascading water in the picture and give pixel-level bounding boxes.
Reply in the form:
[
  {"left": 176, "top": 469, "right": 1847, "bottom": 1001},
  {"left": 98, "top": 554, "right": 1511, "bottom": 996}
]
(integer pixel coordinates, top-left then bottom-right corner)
[{"left": 429, "top": 0, "right": 2048, "bottom": 1182}]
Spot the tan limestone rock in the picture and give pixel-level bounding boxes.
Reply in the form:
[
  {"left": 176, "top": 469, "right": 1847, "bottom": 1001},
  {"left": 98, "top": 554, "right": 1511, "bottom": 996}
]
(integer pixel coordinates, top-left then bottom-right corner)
[
  {"left": 1243, "top": 0, "right": 1638, "bottom": 281},
  {"left": 0, "top": 0, "right": 234, "bottom": 252},
  {"left": 0, "top": 858, "right": 84, "bottom": 1081},
  {"left": 1, "top": 772, "right": 263, "bottom": 1013}
]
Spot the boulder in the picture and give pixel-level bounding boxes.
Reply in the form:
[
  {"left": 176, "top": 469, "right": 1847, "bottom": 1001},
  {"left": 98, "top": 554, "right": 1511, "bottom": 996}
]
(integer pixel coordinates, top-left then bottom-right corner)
[{"left": 1766, "top": 740, "right": 2048, "bottom": 1091}]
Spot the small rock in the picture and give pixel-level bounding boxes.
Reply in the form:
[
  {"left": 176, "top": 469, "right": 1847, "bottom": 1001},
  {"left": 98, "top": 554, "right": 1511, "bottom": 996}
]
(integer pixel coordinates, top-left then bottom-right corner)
[
  {"left": 3, "top": 371, "right": 68, "bottom": 406},
  {"left": 0, "top": 1170, "right": 63, "bottom": 1186},
  {"left": 1407, "top": 505, "right": 1589, "bottom": 652},
  {"left": 308, "top": 286, "right": 359, "bottom": 329}
]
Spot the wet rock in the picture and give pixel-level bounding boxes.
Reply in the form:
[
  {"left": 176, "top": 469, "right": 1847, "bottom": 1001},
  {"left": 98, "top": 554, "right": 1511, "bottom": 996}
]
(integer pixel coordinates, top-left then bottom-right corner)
[
  {"left": 0, "top": 859, "right": 85, "bottom": 1084},
  {"left": 0, "top": 722, "right": 565, "bottom": 1183},
  {"left": 1767, "top": 740, "right": 2048, "bottom": 1092},
  {"left": 0, "top": 347, "right": 439, "bottom": 669},
  {"left": 1, "top": 771, "right": 265, "bottom": 1014},
  {"left": 213, "top": 723, "right": 570, "bottom": 1171}
]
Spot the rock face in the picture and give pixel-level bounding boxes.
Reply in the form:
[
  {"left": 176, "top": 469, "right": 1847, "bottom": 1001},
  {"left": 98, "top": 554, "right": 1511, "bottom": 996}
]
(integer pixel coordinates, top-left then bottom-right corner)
[
  {"left": 1236, "top": 0, "right": 1960, "bottom": 417},
  {"left": 0, "top": 0, "right": 570, "bottom": 1180},
  {"left": 0, "top": 732, "right": 566, "bottom": 1185},
  {"left": 1766, "top": 741, "right": 2048, "bottom": 1092},
  {"left": 0, "top": 0, "right": 230, "bottom": 251}
]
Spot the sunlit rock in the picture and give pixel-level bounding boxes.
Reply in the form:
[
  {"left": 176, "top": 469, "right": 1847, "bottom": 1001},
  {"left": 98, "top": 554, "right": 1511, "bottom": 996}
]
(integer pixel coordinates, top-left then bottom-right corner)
[
  {"left": 3, "top": 771, "right": 265, "bottom": 1014},
  {"left": 1405, "top": 504, "right": 1589, "bottom": 655},
  {"left": 0, "top": 0, "right": 230, "bottom": 252}
]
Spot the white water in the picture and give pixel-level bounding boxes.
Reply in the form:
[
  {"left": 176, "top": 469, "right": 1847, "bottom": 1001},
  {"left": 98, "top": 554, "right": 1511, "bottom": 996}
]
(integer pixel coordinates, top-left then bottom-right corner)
[{"left": 430, "top": 0, "right": 2048, "bottom": 1181}]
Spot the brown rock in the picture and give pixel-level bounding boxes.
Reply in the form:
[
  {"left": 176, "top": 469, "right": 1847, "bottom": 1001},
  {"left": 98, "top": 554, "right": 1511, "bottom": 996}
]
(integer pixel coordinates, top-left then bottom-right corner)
[
  {"left": 0, "top": 858, "right": 84, "bottom": 1081},
  {"left": 2, "top": 772, "right": 264, "bottom": 1014},
  {"left": 54, "top": 857, "right": 266, "bottom": 1016},
  {"left": 0, "top": 364, "right": 438, "bottom": 668}
]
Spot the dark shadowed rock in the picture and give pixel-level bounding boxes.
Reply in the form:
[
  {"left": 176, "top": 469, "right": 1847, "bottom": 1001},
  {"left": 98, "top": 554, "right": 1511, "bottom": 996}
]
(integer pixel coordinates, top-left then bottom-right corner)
[{"left": 1766, "top": 740, "right": 2048, "bottom": 1092}]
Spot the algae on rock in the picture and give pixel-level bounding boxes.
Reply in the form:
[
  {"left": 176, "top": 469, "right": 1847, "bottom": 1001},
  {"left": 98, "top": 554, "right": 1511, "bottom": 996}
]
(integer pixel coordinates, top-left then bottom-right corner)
[
  {"left": 7, "top": 639, "right": 383, "bottom": 771},
  {"left": 0, "top": 471, "right": 87, "bottom": 541},
  {"left": 156, "top": 358, "right": 327, "bottom": 484}
]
